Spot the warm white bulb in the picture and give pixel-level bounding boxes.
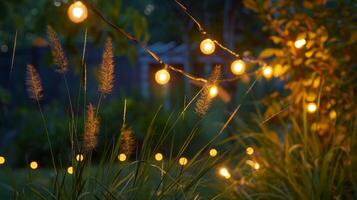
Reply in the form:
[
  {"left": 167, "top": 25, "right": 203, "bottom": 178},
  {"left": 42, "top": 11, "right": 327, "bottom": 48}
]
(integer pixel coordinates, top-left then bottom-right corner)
[
  {"left": 200, "top": 39, "right": 215, "bottom": 55},
  {"left": 155, "top": 69, "right": 170, "bottom": 85},
  {"left": 179, "top": 157, "right": 188, "bottom": 166},
  {"left": 76, "top": 154, "right": 84, "bottom": 162},
  {"left": 307, "top": 102, "right": 317, "bottom": 113},
  {"left": 209, "top": 148, "right": 218, "bottom": 157},
  {"left": 68, "top": 1, "right": 88, "bottom": 23},
  {"left": 118, "top": 153, "right": 127, "bottom": 162},
  {"left": 30, "top": 161, "right": 38, "bottom": 170},
  {"left": 209, "top": 85, "right": 218, "bottom": 98},
  {"left": 262, "top": 66, "right": 273, "bottom": 79},
  {"left": 155, "top": 153, "right": 163, "bottom": 161},
  {"left": 294, "top": 39, "right": 306, "bottom": 49},
  {"left": 230, "top": 59, "right": 246, "bottom": 75},
  {"left": 254, "top": 163, "right": 260, "bottom": 170},
  {"left": 0, "top": 156, "right": 5, "bottom": 165},
  {"left": 219, "top": 167, "right": 231, "bottom": 179},
  {"left": 67, "top": 166, "right": 74, "bottom": 175},
  {"left": 246, "top": 147, "right": 254, "bottom": 155}
]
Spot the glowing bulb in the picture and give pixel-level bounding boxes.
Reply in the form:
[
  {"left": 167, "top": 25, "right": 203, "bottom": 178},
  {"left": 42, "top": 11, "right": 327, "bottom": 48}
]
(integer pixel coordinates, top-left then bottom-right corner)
[
  {"left": 307, "top": 102, "right": 317, "bottom": 113},
  {"left": 230, "top": 59, "right": 246, "bottom": 75},
  {"left": 155, "top": 153, "right": 163, "bottom": 161},
  {"left": 68, "top": 1, "right": 88, "bottom": 23},
  {"left": 0, "top": 156, "right": 5, "bottom": 165},
  {"left": 30, "top": 161, "right": 38, "bottom": 170},
  {"left": 246, "top": 147, "right": 254, "bottom": 155},
  {"left": 155, "top": 69, "right": 170, "bottom": 85},
  {"left": 209, "top": 148, "right": 218, "bottom": 157},
  {"left": 294, "top": 38, "right": 306, "bottom": 49},
  {"left": 179, "top": 157, "right": 188, "bottom": 166},
  {"left": 209, "top": 85, "right": 218, "bottom": 98},
  {"left": 67, "top": 166, "right": 74, "bottom": 175},
  {"left": 76, "top": 154, "right": 84, "bottom": 162},
  {"left": 219, "top": 167, "right": 231, "bottom": 179},
  {"left": 262, "top": 65, "right": 273, "bottom": 79},
  {"left": 118, "top": 153, "right": 127, "bottom": 162},
  {"left": 200, "top": 39, "right": 215, "bottom": 55},
  {"left": 254, "top": 163, "right": 260, "bottom": 170}
]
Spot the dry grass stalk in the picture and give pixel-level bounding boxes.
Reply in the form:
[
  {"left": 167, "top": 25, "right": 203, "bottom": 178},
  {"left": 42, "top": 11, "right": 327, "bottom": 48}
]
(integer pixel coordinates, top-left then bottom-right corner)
[
  {"left": 195, "top": 65, "right": 221, "bottom": 116},
  {"left": 99, "top": 37, "right": 115, "bottom": 94},
  {"left": 120, "top": 124, "right": 135, "bottom": 155},
  {"left": 84, "top": 104, "right": 100, "bottom": 151},
  {"left": 26, "top": 64, "right": 43, "bottom": 101},
  {"left": 47, "top": 26, "right": 68, "bottom": 73}
]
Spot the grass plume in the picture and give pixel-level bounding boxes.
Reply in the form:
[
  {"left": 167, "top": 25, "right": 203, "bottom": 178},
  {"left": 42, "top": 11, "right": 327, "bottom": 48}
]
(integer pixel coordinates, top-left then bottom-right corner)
[
  {"left": 47, "top": 26, "right": 68, "bottom": 73},
  {"left": 119, "top": 124, "right": 135, "bottom": 155},
  {"left": 195, "top": 65, "right": 221, "bottom": 116},
  {"left": 99, "top": 37, "right": 114, "bottom": 95},
  {"left": 26, "top": 64, "right": 43, "bottom": 101},
  {"left": 84, "top": 103, "right": 100, "bottom": 151}
]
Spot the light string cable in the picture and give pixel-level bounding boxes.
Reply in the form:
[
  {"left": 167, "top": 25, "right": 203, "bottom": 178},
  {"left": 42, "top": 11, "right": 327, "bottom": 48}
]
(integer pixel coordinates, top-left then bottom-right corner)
[{"left": 84, "top": 0, "right": 209, "bottom": 83}]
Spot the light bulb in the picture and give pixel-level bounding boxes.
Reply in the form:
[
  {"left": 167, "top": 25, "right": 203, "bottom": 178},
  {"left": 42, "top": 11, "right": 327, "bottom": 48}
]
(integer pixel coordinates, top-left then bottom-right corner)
[
  {"left": 246, "top": 147, "right": 254, "bottom": 155},
  {"left": 30, "top": 161, "right": 38, "bottom": 170},
  {"left": 209, "top": 85, "right": 218, "bottom": 98},
  {"left": 67, "top": 166, "right": 74, "bottom": 175},
  {"left": 155, "top": 153, "right": 163, "bottom": 161},
  {"left": 118, "top": 153, "right": 127, "bottom": 162},
  {"left": 219, "top": 167, "right": 231, "bottom": 179},
  {"left": 209, "top": 148, "right": 218, "bottom": 157},
  {"left": 200, "top": 39, "right": 215, "bottom": 55},
  {"left": 0, "top": 156, "right": 5, "bottom": 165},
  {"left": 155, "top": 69, "right": 170, "bottom": 85},
  {"left": 230, "top": 59, "right": 246, "bottom": 75},
  {"left": 254, "top": 162, "right": 260, "bottom": 170},
  {"left": 76, "top": 154, "right": 84, "bottom": 162},
  {"left": 68, "top": 1, "right": 88, "bottom": 23},
  {"left": 179, "top": 157, "right": 188, "bottom": 166},
  {"left": 294, "top": 38, "right": 306, "bottom": 49},
  {"left": 307, "top": 102, "right": 317, "bottom": 113},
  {"left": 262, "top": 65, "right": 273, "bottom": 79}
]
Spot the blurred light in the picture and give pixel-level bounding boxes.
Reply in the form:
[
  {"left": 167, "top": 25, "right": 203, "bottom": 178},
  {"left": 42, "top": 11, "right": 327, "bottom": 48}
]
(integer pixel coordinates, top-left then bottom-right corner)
[
  {"left": 209, "top": 85, "right": 218, "bottom": 98},
  {"left": 219, "top": 167, "right": 231, "bottom": 179},
  {"left": 179, "top": 157, "right": 188, "bottom": 166},
  {"left": 307, "top": 102, "right": 317, "bottom": 113},
  {"left": 68, "top": 1, "right": 88, "bottom": 23},
  {"left": 254, "top": 162, "right": 260, "bottom": 170},
  {"left": 209, "top": 148, "right": 218, "bottom": 157},
  {"left": 262, "top": 65, "right": 273, "bottom": 79},
  {"left": 200, "top": 39, "right": 215, "bottom": 55},
  {"left": 0, "top": 156, "right": 5, "bottom": 165},
  {"left": 230, "top": 59, "right": 246, "bottom": 75},
  {"left": 246, "top": 147, "right": 254, "bottom": 155},
  {"left": 118, "top": 153, "right": 127, "bottom": 162},
  {"left": 76, "top": 154, "right": 84, "bottom": 162},
  {"left": 30, "top": 161, "right": 38, "bottom": 170},
  {"left": 155, "top": 69, "right": 170, "bottom": 85},
  {"left": 294, "top": 38, "right": 306, "bottom": 49},
  {"left": 155, "top": 153, "right": 163, "bottom": 161},
  {"left": 329, "top": 110, "right": 337, "bottom": 120},
  {"left": 67, "top": 166, "right": 73, "bottom": 175}
]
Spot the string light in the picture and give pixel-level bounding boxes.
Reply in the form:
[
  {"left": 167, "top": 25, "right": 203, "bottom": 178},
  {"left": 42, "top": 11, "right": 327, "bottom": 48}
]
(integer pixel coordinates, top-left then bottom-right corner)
[
  {"left": 246, "top": 147, "right": 254, "bottom": 155},
  {"left": 155, "top": 69, "right": 170, "bottom": 85},
  {"left": 0, "top": 156, "right": 5, "bottom": 165},
  {"left": 208, "top": 85, "right": 218, "bottom": 98},
  {"left": 30, "top": 161, "right": 38, "bottom": 170},
  {"left": 200, "top": 39, "right": 215, "bottom": 55},
  {"left": 76, "top": 154, "right": 84, "bottom": 162},
  {"left": 230, "top": 59, "right": 246, "bottom": 75},
  {"left": 262, "top": 65, "right": 273, "bottom": 79},
  {"left": 179, "top": 157, "right": 188, "bottom": 166},
  {"left": 155, "top": 153, "right": 163, "bottom": 161},
  {"left": 218, "top": 167, "right": 231, "bottom": 179},
  {"left": 294, "top": 38, "right": 306, "bottom": 49},
  {"left": 67, "top": 166, "right": 74, "bottom": 175},
  {"left": 307, "top": 102, "right": 317, "bottom": 113},
  {"left": 118, "top": 153, "right": 127, "bottom": 162},
  {"left": 209, "top": 148, "right": 218, "bottom": 157},
  {"left": 68, "top": 1, "right": 88, "bottom": 23},
  {"left": 254, "top": 162, "right": 260, "bottom": 170}
]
